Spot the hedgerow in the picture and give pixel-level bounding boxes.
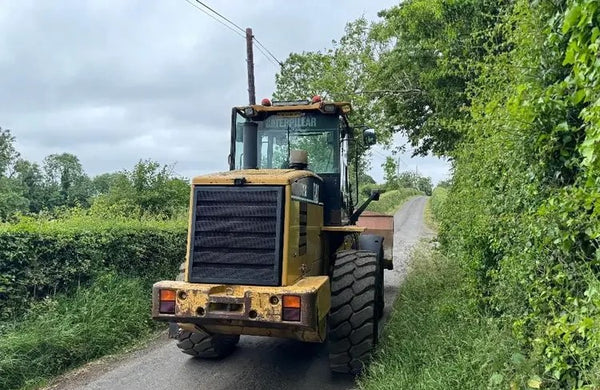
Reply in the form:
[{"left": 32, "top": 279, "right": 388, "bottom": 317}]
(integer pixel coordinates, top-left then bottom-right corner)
[
  {"left": 430, "top": 187, "right": 447, "bottom": 222},
  {"left": 365, "top": 188, "right": 422, "bottom": 215},
  {"left": 0, "top": 273, "right": 159, "bottom": 390},
  {"left": 0, "top": 214, "right": 186, "bottom": 319},
  {"left": 439, "top": 0, "right": 600, "bottom": 388}
]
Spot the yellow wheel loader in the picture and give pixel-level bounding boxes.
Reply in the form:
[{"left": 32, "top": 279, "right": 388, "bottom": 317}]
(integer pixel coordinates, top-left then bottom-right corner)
[{"left": 152, "top": 97, "right": 394, "bottom": 374}]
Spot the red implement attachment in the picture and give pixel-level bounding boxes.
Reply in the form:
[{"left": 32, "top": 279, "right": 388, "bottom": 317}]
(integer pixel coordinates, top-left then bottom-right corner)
[{"left": 356, "top": 211, "right": 394, "bottom": 270}]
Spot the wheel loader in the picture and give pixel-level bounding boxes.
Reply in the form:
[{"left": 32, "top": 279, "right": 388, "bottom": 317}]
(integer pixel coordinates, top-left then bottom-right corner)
[{"left": 152, "top": 97, "right": 394, "bottom": 374}]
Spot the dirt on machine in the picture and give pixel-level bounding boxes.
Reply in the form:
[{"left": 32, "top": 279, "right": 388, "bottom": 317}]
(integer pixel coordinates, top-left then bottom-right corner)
[{"left": 152, "top": 96, "right": 394, "bottom": 374}]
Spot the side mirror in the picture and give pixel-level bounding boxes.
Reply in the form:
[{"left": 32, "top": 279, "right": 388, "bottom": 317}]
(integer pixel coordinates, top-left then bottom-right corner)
[
  {"left": 370, "top": 189, "right": 380, "bottom": 201},
  {"left": 363, "top": 128, "right": 377, "bottom": 147}
]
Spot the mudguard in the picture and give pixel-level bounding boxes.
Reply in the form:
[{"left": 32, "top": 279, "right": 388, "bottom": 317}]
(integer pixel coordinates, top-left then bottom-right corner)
[{"left": 359, "top": 234, "right": 392, "bottom": 270}]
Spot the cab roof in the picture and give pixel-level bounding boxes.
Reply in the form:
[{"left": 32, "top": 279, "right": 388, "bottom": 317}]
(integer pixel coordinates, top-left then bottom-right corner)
[{"left": 236, "top": 101, "right": 352, "bottom": 116}]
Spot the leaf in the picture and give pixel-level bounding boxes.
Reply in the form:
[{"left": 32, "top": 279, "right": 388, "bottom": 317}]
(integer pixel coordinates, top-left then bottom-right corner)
[
  {"left": 527, "top": 376, "right": 542, "bottom": 389},
  {"left": 563, "top": 42, "right": 577, "bottom": 65},
  {"left": 562, "top": 5, "right": 582, "bottom": 34},
  {"left": 511, "top": 352, "right": 526, "bottom": 365},
  {"left": 572, "top": 89, "right": 586, "bottom": 104},
  {"left": 490, "top": 373, "right": 504, "bottom": 386}
]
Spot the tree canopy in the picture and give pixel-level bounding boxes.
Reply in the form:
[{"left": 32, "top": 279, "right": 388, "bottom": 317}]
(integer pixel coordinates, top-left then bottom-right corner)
[{"left": 0, "top": 128, "right": 190, "bottom": 221}]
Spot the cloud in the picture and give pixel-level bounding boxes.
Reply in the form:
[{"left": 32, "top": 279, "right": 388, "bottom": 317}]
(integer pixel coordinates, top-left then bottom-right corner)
[{"left": 1, "top": 0, "right": 449, "bottom": 185}]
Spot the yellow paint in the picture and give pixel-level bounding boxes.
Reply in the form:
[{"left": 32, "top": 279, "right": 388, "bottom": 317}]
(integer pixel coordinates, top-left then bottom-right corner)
[
  {"left": 182, "top": 185, "right": 195, "bottom": 282},
  {"left": 192, "top": 169, "right": 320, "bottom": 186},
  {"left": 321, "top": 225, "right": 365, "bottom": 233},
  {"left": 236, "top": 101, "right": 352, "bottom": 115},
  {"left": 153, "top": 276, "right": 330, "bottom": 342},
  {"left": 306, "top": 202, "right": 325, "bottom": 277},
  {"left": 286, "top": 199, "right": 300, "bottom": 285},
  {"left": 281, "top": 184, "right": 291, "bottom": 285},
  {"left": 177, "top": 166, "right": 365, "bottom": 342},
  {"left": 285, "top": 201, "right": 324, "bottom": 285}
]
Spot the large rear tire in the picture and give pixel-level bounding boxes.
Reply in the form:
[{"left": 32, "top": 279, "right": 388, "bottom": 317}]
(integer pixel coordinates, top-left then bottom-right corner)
[
  {"left": 176, "top": 328, "right": 240, "bottom": 359},
  {"left": 328, "top": 250, "right": 379, "bottom": 374}
]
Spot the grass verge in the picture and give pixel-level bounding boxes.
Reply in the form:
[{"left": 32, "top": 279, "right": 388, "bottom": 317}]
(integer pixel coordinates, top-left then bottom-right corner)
[
  {"left": 366, "top": 188, "right": 422, "bottom": 215},
  {"left": 0, "top": 273, "right": 160, "bottom": 390},
  {"left": 358, "top": 243, "right": 534, "bottom": 390}
]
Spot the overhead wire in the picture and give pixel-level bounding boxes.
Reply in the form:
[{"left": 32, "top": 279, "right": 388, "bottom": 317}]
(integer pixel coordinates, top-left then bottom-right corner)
[
  {"left": 183, "top": 0, "right": 244, "bottom": 39},
  {"left": 253, "top": 37, "right": 283, "bottom": 66},
  {"left": 254, "top": 44, "right": 279, "bottom": 67},
  {"left": 183, "top": 0, "right": 283, "bottom": 68},
  {"left": 193, "top": 0, "right": 245, "bottom": 34}
]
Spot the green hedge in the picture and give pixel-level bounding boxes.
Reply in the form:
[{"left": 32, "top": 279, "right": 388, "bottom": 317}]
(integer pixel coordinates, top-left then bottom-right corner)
[
  {"left": 430, "top": 187, "right": 448, "bottom": 221},
  {"left": 0, "top": 216, "right": 186, "bottom": 319},
  {"left": 0, "top": 273, "right": 159, "bottom": 390},
  {"left": 366, "top": 188, "right": 422, "bottom": 215},
  {"left": 436, "top": 1, "right": 600, "bottom": 387}
]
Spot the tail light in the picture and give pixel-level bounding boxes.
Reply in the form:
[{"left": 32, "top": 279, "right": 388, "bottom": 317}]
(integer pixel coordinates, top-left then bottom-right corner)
[
  {"left": 282, "top": 295, "right": 301, "bottom": 321},
  {"left": 159, "top": 289, "right": 176, "bottom": 314}
]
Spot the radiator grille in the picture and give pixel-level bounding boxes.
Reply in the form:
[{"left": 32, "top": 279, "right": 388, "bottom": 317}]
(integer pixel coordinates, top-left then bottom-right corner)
[{"left": 188, "top": 185, "right": 284, "bottom": 286}]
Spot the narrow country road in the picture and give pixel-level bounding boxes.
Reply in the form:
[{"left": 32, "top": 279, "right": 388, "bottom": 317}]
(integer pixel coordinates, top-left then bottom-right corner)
[{"left": 48, "top": 196, "right": 433, "bottom": 390}]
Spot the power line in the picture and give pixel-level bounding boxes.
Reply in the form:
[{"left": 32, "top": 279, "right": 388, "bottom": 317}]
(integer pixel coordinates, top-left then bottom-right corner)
[
  {"left": 253, "top": 37, "right": 283, "bottom": 66},
  {"left": 253, "top": 43, "right": 279, "bottom": 67},
  {"left": 183, "top": 0, "right": 244, "bottom": 39},
  {"left": 194, "top": 0, "right": 245, "bottom": 34},
  {"left": 184, "top": 0, "right": 283, "bottom": 68}
]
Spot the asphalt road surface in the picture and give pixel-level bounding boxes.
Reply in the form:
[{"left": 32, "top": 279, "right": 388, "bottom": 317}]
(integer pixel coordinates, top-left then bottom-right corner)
[{"left": 48, "top": 196, "right": 433, "bottom": 390}]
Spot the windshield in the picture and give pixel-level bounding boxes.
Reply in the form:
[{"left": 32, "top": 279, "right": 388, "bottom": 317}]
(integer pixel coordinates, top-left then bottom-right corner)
[{"left": 234, "top": 112, "right": 340, "bottom": 174}]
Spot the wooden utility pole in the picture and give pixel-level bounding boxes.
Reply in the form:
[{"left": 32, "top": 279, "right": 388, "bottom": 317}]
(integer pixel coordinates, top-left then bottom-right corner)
[{"left": 246, "top": 28, "right": 256, "bottom": 105}]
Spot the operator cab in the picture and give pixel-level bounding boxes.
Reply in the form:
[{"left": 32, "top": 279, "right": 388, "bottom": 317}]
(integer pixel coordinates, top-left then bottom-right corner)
[{"left": 229, "top": 98, "right": 374, "bottom": 225}]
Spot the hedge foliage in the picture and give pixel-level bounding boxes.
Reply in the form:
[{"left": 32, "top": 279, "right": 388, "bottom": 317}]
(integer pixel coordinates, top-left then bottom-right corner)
[
  {"left": 365, "top": 188, "right": 422, "bottom": 215},
  {"left": 430, "top": 187, "right": 447, "bottom": 222},
  {"left": 0, "top": 273, "right": 158, "bottom": 390},
  {"left": 438, "top": 1, "right": 600, "bottom": 388},
  {"left": 0, "top": 214, "right": 186, "bottom": 319}
]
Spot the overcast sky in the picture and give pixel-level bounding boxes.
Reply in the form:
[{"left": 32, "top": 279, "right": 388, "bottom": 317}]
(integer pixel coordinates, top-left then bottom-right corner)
[{"left": 0, "top": 0, "right": 449, "bottom": 184}]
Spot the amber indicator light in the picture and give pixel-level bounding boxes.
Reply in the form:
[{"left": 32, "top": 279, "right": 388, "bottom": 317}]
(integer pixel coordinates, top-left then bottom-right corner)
[
  {"left": 159, "top": 289, "right": 176, "bottom": 314},
  {"left": 160, "top": 289, "right": 176, "bottom": 302},
  {"left": 282, "top": 295, "right": 301, "bottom": 309},
  {"left": 282, "top": 295, "right": 301, "bottom": 322}
]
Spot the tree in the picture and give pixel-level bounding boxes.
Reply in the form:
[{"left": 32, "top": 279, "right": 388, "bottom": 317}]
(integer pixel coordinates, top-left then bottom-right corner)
[
  {"left": 0, "top": 127, "right": 20, "bottom": 176},
  {"left": 275, "top": 18, "right": 389, "bottom": 144},
  {"left": 42, "top": 153, "right": 92, "bottom": 208},
  {"left": 13, "top": 159, "right": 44, "bottom": 213},
  {"left": 359, "top": 172, "right": 376, "bottom": 185},
  {"left": 93, "top": 160, "right": 189, "bottom": 218},
  {"left": 382, "top": 156, "right": 398, "bottom": 187},
  {"left": 0, "top": 177, "right": 28, "bottom": 220},
  {"left": 0, "top": 127, "right": 29, "bottom": 219},
  {"left": 370, "top": 0, "right": 509, "bottom": 156},
  {"left": 415, "top": 175, "right": 433, "bottom": 196},
  {"left": 91, "top": 172, "right": 128, "bottom": 196}
]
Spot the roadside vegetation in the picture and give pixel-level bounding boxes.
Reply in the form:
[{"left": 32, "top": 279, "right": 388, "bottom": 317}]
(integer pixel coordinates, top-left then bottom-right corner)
[
  {"left": 2, "top": 0, "right": 598, "bottom": 387},
  {"left": 0, "top": 274, "right": 159, "bottom": 390},
  {"left": 0, "top": 213, "right": 186, "bottom": 389},
  {"left": 276, "top": 0, "right": 600, "bottom": 387},
  {"left": 0, "top": 130, "right": 188, "bottom": 389},
  {"left": 360, "top": 163, "right": 432, "bottom": 215},
  {"left": 365, "top": 188, "right": 421, "bottom": 215},
  {"left": 359, "top": 243, "right": 529, "bottom": 390},
  {"left": 424, "top": 186, "right": 448, "bottom": 230},
  {"left": 360, "top": 190, "right": 532, "bottom": 390}
]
